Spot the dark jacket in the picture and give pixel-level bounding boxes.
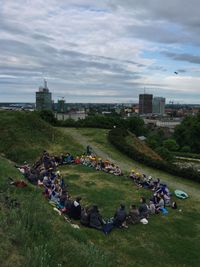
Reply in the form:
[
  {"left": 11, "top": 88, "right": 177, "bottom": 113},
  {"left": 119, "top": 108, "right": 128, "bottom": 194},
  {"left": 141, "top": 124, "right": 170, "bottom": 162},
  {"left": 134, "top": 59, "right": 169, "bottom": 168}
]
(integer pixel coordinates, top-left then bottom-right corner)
[
  {"left": 64, "top": 199, "right": 73, "bottom": 211},
  {"left": 69, "top": 201, "right": 81, "bottom": 220},
  {"left": 128, "top": 208, "right": 140, "bottom": 224},
  {"left": 89, "top": 210, "right": 104, "bottom": 230},
  {"left": 113, "top": 207, "right": 127, "bottom": 227},
  {"left": 80, "top": 210, "right": 90, "bottom": 226},
  {"left": 139, "top": 203, "right": 149, "bottom": 219}
]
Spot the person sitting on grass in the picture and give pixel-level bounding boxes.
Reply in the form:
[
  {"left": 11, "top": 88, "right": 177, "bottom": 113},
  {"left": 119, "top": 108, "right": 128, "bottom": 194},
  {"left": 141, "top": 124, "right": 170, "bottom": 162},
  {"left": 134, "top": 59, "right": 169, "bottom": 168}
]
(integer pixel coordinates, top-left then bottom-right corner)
[
  {"left": 155, "top": 194, "right": 165, "bottom": 213},
  {"left": 129, "top": 169, "right": 137, "bottom": 181},
  {"left": 80, "top": 206, "right": 91, "bottom": 227},
  {"left": 75, "top": 156, "right": 81, "bottom": 164},
  {"left": 139, "top": 197, "right": 149, "bottom": 219},
  {"left": 135, "top": 173, "right": 142, "bottom": 186},
  {"left": 113, "top": 204, "right": 127, "bottom": 228},
  {"left": 127, "top": 204, "right": 140, "bottom": 224},
  {"left": 89, "top": 205, "right": 105, "bottom": 230},
  {"left": 113, "top": 166, "right": 122, "bottom": 176},
  {"left": 152, "top": 178, "right": 160, "bottom": 191},
  {"left": 61, "top": 195, "right": 73, "bottom": 214},
  {"left": 59, "top": 190, "right": 68, "bottom": 208},
  {"left": 149, "top": 200, "right": 156, "bottom": 215},
  {"left": 69, "top": 196, "right": 82, "bottom": 220}
]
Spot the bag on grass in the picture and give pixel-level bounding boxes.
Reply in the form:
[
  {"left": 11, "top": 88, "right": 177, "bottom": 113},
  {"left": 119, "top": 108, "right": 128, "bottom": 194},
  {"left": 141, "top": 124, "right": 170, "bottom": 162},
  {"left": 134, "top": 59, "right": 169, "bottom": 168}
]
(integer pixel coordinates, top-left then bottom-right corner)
[{"left": 102, "top": 222, "right": 114, "bottom": 234}]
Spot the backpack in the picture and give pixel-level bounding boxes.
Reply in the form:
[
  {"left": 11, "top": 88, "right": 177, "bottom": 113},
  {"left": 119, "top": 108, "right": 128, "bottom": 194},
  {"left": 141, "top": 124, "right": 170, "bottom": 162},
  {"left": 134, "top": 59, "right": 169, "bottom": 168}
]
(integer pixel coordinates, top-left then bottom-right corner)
[{"left": 102, "top": 222, "right": 114, "bottom": 234}]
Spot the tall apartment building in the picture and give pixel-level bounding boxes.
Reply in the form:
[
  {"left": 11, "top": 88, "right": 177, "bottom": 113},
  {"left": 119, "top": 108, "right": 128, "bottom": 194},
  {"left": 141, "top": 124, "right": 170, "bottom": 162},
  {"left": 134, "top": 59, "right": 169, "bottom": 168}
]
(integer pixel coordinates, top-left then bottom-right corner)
[
  {"left": 36, "top": 80, "right": 52, "bottom": 111},
  {"left": 152, "top": 97, "right": 165, "bottom": 115},
  {"left": 139, "top": 94, "right": 153, "bottom": 114}
]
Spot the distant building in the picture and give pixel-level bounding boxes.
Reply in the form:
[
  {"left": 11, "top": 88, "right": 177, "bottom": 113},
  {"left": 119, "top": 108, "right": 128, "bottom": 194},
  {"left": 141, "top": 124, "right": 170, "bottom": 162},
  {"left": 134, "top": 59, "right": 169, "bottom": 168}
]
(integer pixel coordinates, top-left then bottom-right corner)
[
  {"left": 139, "top": 94, "right": 153, "bottom": 114},
  {"left": 57, "top": 99, "right": 66, "bottom": 113},
  {"left": 144, "top": 118, "right": 182, "bottom": 133},
  {"left": 152, "top": 97, "right": 165, "bottom": 115},
  {"left": 36, "top": 80, "right": 52, "bottom": 111},
  {"left": 55, "top": 110, "right": 87, "bottom": 121}
]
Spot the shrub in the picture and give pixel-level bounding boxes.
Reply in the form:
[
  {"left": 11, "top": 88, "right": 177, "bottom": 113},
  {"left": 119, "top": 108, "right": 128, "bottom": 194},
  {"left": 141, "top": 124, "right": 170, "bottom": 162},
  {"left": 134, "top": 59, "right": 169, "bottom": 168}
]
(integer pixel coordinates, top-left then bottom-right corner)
[
  {"left": 181, "top": 146, "right": 191, "bottom": 153},
  {"left": 108, "top": 128, "right": 200, "bottom": 183}
]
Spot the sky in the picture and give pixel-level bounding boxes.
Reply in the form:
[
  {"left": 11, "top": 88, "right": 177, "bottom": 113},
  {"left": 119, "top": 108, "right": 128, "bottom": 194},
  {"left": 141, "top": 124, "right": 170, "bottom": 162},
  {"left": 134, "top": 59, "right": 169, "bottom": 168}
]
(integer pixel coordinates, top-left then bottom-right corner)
[{"left": 0, "top": 0, "right": 200, "bottom": 103}]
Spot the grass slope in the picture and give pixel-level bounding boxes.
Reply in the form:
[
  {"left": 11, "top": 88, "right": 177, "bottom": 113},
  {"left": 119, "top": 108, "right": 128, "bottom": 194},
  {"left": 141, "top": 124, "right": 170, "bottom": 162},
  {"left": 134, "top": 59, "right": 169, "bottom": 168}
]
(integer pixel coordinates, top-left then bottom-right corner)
[
  {"left": 125, "top": 131, "right": 163, "bottom": 161},
  {"left": 1, "top": 156, "right": 200, "bottom": 267},
  {"left": 0, "top": 157, "right": 115, "bottom": 267},
  {"left": 63, "top": 164, "right": 200, "bottom": 267},
  {"left": 0, "top": 111, "right": 83, "bottom": 163},
  {"left": 1, "top": 116, "right": 200, "bottom": 267},
  {"left": 63, "top": 128, "right": 200, "bottom": 199}
]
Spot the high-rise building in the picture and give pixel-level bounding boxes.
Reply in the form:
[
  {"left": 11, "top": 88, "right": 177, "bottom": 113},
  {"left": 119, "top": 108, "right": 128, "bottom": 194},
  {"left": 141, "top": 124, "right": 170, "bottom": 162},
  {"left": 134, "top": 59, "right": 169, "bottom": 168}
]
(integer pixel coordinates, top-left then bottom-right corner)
[
  {"left": 152, "top": 97, "right": 165, "bottom": 115},
  {"left": 36, "top": 80, "right": 52, "bottom": 111},
  {"left": 139, "top": 94, "right": 153, "bottom": 114}
]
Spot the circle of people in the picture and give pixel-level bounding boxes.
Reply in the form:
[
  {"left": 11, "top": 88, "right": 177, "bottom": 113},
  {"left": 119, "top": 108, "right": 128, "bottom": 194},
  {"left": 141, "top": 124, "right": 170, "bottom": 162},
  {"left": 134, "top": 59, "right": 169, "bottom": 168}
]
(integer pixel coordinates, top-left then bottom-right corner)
[{"left": 17, "top": 149, "right": 177, "bottom": 234}]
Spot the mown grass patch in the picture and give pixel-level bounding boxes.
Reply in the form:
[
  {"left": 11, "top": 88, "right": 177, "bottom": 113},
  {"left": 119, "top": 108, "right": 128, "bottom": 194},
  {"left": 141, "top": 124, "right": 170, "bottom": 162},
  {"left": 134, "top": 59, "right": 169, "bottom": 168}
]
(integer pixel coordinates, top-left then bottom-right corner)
[
  {"left": 1, "top": 119, "right": 200, "bottom": 267},
  {"left": 1, "top": 154, "right": 200, "bottom": 267},
  {"left": 0, "top": 111, "right": 83, "bottom": 164},
  {"left": 0, "top": 157, "right": 117, "bottom": 267},
  {"left": 60, "top": 163, "right": 200, "bottom": 267}
]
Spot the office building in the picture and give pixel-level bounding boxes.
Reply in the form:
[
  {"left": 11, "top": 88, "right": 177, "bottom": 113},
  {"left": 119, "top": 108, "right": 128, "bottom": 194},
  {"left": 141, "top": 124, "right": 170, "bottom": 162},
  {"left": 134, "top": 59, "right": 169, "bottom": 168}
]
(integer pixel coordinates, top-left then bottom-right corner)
[
  {"left": 152, "top": 97, "right": 165, "bottom": 115},
  {"left": 139, "top": 94, "right": 153, "bottom": 114},
  {"left": 36, "top": 80, "right": 52, "bottom": 111}
]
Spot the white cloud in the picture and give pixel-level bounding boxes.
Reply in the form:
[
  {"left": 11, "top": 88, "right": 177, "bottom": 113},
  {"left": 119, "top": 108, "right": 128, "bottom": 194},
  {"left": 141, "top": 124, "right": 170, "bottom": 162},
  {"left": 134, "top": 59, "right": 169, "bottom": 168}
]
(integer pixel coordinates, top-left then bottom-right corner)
[{"left": 0, "top": 0, "right": 200, "bottom": 103}]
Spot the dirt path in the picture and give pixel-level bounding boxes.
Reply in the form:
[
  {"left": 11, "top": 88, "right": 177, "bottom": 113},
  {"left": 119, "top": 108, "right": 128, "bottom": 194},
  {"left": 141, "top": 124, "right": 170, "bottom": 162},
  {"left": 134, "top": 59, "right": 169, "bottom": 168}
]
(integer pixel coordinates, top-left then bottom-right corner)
[{"left": 62, "top": 128, "right": 200, "bottom": 200}]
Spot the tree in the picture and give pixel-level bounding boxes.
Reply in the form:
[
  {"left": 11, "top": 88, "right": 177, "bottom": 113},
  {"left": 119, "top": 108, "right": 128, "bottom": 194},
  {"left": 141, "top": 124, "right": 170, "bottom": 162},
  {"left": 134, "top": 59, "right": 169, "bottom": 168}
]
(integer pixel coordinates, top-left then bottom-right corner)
[
  {"left": 155, "top": 147, "right": 173, "bottom": 161},
  {"left": 174, "top": 113, "right": 200, "bottom": 153},
  {"left": 38, "top": 110, "right": 57, "bottom": 125},
  {"left": 163, "top": 139, "right": 179, "bottom": 151},
  {"left": 181, "top": 146, "right": 191, "bottom": 153},
  {"left": 126, "top": 116, "right": 146, "bottom": 136}
]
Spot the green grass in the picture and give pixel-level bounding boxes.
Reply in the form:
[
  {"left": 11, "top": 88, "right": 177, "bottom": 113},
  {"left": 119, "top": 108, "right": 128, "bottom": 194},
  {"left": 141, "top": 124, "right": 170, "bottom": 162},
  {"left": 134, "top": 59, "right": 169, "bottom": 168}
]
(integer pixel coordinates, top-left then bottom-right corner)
[
  {"left": 125, "top": 131, "right": 163, "bottom": 161},
  {"left": 63, "top": 165, "right": 200, "bottom": 267},
  {"left": 0, "top": 111, "right": 83, "bottom": 163},
  {"left": 0, "top": 157, "right": 116, "bottom": 267},
  {"left": 1, "top": 115, "right": 200, "bottom": 267},
  {"left": 2, "top": 157, "right": 200, "bottom": 267},
  {"left": 66, "top": 127, "right": 200, "bottom": 195}
]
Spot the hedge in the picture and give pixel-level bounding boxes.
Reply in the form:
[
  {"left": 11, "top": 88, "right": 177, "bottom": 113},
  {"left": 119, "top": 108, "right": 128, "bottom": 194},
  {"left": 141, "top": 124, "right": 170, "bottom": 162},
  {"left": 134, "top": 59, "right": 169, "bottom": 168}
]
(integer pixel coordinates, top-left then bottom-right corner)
[{"left": 108, "top": 128, "right": 200, "bottom": 183}]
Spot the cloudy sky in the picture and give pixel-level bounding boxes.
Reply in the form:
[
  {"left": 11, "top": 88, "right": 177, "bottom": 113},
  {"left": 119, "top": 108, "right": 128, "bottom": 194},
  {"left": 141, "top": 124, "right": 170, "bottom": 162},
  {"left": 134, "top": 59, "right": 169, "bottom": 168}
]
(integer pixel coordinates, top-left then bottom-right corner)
[{"left": 1, "top": 0, "right": 200, "bottom": 103}]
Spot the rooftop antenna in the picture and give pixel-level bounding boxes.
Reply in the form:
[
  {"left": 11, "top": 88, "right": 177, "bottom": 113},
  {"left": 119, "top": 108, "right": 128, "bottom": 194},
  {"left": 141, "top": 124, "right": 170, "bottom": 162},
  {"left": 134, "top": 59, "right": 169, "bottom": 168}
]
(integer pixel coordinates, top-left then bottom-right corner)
[{"left": 44, "top": 79, "right": 48, "bottom": 89}]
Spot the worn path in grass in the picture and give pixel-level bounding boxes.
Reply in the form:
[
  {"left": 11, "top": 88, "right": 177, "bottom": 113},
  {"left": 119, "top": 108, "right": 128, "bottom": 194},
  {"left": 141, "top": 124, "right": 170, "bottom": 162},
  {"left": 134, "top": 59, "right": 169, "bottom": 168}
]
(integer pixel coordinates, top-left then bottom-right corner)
[{"left": 62, "top": 127, "right": 200, "bottom": 200}]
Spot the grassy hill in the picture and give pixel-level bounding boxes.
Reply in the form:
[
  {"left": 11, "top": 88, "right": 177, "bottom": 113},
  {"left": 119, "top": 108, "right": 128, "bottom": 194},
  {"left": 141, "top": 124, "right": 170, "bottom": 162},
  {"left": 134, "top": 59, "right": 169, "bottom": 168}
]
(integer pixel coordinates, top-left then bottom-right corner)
[
  {"left": 1, "top": 114, "right": 200, "bottom": 267},
  {"left": 0, "top": 111, "right": 82, "bottom": 163},
  {"left": 125, "top": 131, "right": 163, "bottom": 161}
]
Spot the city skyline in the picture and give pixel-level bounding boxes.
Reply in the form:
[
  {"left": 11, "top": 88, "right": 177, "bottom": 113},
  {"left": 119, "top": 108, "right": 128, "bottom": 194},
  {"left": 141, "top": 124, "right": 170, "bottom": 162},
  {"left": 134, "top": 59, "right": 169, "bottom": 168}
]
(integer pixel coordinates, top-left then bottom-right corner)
[{"left": 0, "top": 0, "right": 200, "bottom": 103}]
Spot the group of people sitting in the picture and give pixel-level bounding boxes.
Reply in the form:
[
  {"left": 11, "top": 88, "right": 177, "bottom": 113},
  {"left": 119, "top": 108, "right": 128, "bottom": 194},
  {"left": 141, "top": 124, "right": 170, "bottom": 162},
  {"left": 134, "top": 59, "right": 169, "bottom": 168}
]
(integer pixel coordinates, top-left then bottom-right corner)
[
  {"left": 74, "top": 154, "right": 123, "bottom": 176},
  {"left": 129, "top": 169, "right": 175, "bottom": 212},
  {"left": 32, "top": 150, "right": 123, "bottom": 177},
  {"left": 16, "top": 149, "right": 176, "bottom": 234}
]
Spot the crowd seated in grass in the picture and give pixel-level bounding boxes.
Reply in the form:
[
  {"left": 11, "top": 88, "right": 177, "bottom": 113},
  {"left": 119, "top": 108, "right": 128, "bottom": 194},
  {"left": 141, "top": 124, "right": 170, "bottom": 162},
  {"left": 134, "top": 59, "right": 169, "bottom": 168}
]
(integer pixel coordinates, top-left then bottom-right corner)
[{"left": 15, "top": 149, "right": 178, "bottom": 234}]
